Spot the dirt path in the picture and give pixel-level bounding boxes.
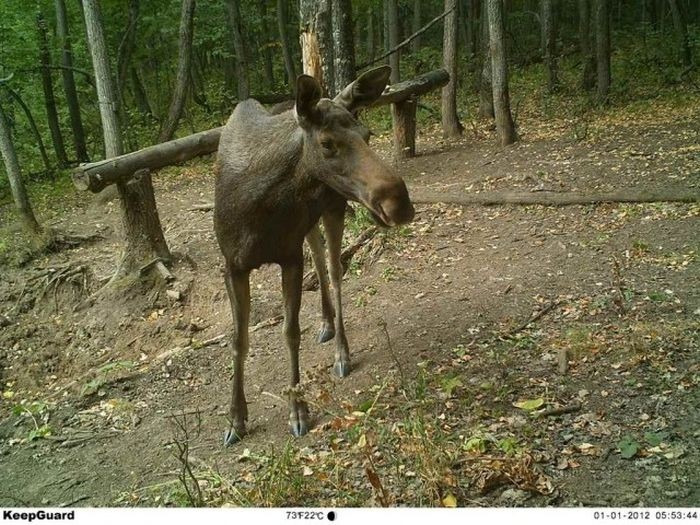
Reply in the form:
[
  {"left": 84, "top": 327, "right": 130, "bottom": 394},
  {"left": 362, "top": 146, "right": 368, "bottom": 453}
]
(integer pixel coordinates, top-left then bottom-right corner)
[{"left": 1, "top": 98, "right": 698, "bottom": 507}]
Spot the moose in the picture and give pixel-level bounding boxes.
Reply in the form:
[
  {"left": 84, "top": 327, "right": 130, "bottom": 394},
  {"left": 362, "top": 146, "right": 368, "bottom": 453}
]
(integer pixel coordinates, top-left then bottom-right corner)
[{"left": 214, "top": 66, "right": 415, "bottom": 445}]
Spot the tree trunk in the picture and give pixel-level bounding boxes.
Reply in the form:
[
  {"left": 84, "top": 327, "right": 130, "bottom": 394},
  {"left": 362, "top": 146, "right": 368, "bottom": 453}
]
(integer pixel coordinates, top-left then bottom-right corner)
[
  {"left": 487, "top": 0, "right": 517, "bottom": 146},
  {"left": 55, "top": 0, "right": 89, "bottom": 162},
  {"left": 367, "top": 8, "right": 376, "bottom": 60},
  {"left": 3, "top": 86, "right": 52, "bottom": 173},
  {"left": 158, "top": 0, "right": 196, "bottom": 143},
  {"left": 578, "top": 0, "right": 596, "bottom": 90},
  {"left": 478, "top": 0, "right": 494, "bottom": 119},
  {"left": 0, "top": 102, "right": 43, "bottom": 237},
  {"left": 387, "top": 0, "right": 401, "bottom": 83},
  {"left": 131, "top": 67, "right": 153, "bottom": 117},
  {"left": 257, "top": 0, "right": 275, "bottom": 86},
  {"left": 595, "top": 0, "right": 611, "bottom": 102},
  {"left": 541, "top": 0, "right": 558, "bottom": 92},
  {"left": 82, "top": 0, "right": 170, "bottom": 278},
  {"left": 667, "top": 0, "right": 692, "bottom": 66},
  {"left": 116, "top": 0, "right": 139, "bottom": 109},
  {"left": 442, "top": 0, "right": 463, "bottom": 138},
  {"left": 277, "top": 0, "right": 297, "bottom": 91},
  {"left": 411, "top": 0, "right": 422, "bottom": 53},
  {"left": 225, "top": 0, "right": 250, "bottom": 100},
  {"left": 37, "top": 11, "right": 69, "bottom": 168},
  {"left": 300, "top": 0, "right": 334, "bottom": 95},
  {"left": 331, "top": 0, "right": 356, "bottom": 95}
]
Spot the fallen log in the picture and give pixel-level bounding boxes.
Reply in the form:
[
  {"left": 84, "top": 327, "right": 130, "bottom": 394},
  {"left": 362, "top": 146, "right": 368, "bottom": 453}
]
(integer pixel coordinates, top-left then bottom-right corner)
[
  {"left": 371, "top": 69, "right": 449, "bottom": 107},
  {"left": 411, "top": 189, "right": 700, "bottom": 206},
  {"left": 72, "top": 127, "right": 222, "bottom": 193}
]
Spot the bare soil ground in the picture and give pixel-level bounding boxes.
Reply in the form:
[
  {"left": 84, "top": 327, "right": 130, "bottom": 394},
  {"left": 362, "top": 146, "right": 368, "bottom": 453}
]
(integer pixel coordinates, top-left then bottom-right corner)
[{"left": 0, "top": 92, "right": 698, "bottom": 508}]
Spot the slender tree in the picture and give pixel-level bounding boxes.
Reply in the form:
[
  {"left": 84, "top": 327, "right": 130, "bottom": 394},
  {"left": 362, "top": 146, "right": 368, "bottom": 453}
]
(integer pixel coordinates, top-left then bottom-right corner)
[
  {"left": 478, "top": 0, "right": 494, "bottom": 119},
  {"left": 55, "top": 0, "right": 89, "bottom": 162},
  {"left": 442, "top": 0, "right": 463, "bottom": 138},
  {"left": 82, "top": 0, "right": 170, "bottom": 279},
  {"left": 411, "top": 0, "right": 422, "bottom": 52},
  {"left": 225, "top": 0, "right": 250, "bottom": 100},
  {"left": 487, "top": 0, "right": 517, "bottom": 145},
  {"left": 257, "top": 0, "right": 275, "bottom": 86},
  {"left": 595, "top": 0, "right": 611, "bottom": 102},
  {"left": 0, "top": 101, "right": 43, "bottom": 239},
  {"left": 116, "top": 0, "right": 140, "bottom": 108},
  {"left": 578, "top": 0, "right": 596, "bottom": 90},
  {"left": 3, "top": 86, "right": 52, "bottom": 172},
  {"left": 367, "top": 7, "right": 376, "bottom": 60},
  {"left": 158, "top": 0, "right": 196, "bottom": 143},
  {"left": 277, "top": 0, "right": 297, "bottom": 91},
  {"left": 386, "top": 0, "right": 400, "bottom": 83},
  {"left": 667, "top": 0, "right": 692, "bottom": 66},
  {"left": 130, "top": 67, "right": 153, "bottom": 117},
  {"left": 541, "top": 0, "right": 558, "bottom": 92},
  {"left": 331, "top": 0, "right": 355, "bottom": 95},
  {"left": 36, "top": 11, "right": 69, "bottom": 167}
]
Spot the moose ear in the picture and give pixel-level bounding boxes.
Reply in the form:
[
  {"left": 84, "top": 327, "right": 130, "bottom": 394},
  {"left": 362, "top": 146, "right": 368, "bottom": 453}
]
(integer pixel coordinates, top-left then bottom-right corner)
[
  {"left": 334, "top": 66, "right": 391, "bottom": 113},
  {"left": 295, "top": 75, "right": 323, "bottom": 127}
]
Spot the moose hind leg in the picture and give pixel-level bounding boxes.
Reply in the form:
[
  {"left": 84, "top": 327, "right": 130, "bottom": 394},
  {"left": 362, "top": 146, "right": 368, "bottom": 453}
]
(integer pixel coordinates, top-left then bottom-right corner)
[
  {"left": 223, "top": 266, "right": 251, "bottom": 446},
  {"left": 282, "top": 262, "right": 310, "bottom": 437},
  {"left": 323, "top": 209, "right": 351, "bottom": 378},
  {"left": 306, "top": 224, "right": 335, "bottom": 343}
]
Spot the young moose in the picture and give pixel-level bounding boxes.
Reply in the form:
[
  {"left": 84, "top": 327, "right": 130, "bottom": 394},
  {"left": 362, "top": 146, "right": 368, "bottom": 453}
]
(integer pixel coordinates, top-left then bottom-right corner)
[{"left": 214, "top": 66, "right": 414, "bottom": 445}]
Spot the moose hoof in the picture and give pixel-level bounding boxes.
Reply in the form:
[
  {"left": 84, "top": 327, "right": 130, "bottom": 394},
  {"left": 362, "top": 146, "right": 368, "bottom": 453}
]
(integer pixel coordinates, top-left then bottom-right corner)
[
  {"left": 333, "top": 360, "right": 351, "bottom": 378},
  {"left": 289, "top": 403, "right": 310, "bottom": 437},
  {"left": 223, "top": 426, "right": 246, "bottom": 446},
  {"left": 318, "top": 323, "right": 335, "bottom": 343}
]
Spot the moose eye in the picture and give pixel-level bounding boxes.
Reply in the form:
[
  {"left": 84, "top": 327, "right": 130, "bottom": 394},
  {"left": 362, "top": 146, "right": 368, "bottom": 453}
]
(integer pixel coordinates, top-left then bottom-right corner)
[{"left": 321, "top": 138, "right": 335, "bottom": 151}]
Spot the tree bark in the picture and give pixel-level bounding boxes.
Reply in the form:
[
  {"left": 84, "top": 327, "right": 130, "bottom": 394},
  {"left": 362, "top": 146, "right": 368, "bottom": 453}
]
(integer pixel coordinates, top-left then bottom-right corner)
[
  {"left": 300, "top": 0, "right": 334, "bottom": 95},
  {"left": 331, "top": 0, "right": 356, "bottom": 95},
  {"left": 578, "top": 0, "right": 596, "bottom": 90},
  {"left": 540, "top": 0, "right": 559, "bottom": 92},
  {"left": 386, "top": 0, "right": 401, "bottom": 83},
  {"left": 411, "top": 0, "right": 422, "bottom": 53},
  {"left": 83, "top": 0, "right": 170, "bottom": 278},
  {"left": 158, "top": 0, "right": 196, "bottom": 143},
  {"left": 391, "top": 99, "right": 417, "bottom": 159},
  {"left": 37, "top": 11, "right": 69, "bottom": 168},
  {"left": 257, "top": 0, "right": 275, "bottom": 86},
  {"left": 0, "top": 101, "right": 43, "bottom": 237},
  {"left": 3, "top": 86, "right": 52, "bottom": 173},
  {"left": 277, "top": 0, "right": 297, "bottom": 91},
  {"left": 442, "top": 0, "right": 463, "bottom": 138},
  {"left": 478, "top": 0, "right": 494, "bottom": 119},
  {"left": 667, "top": 0, "right": 692, "bottom": 66},
  {"left": 225, "top": 0, "right": 250, "bottom": 100},
  {"left": 595, "top": 0, "right": 611, "bottom": 102},
  {"left": 487, "top": 0, "right": 517, "bottom": 146},
  {"left": 55, "top": 0, "right": 89, "bottom": 162}
]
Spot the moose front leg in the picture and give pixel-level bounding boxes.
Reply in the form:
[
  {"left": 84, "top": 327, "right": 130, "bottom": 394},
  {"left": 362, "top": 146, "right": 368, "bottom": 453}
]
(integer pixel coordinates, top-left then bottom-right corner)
[
  {"left": 281, "top": 262, "right": 310, "bottom": 437},
  {"left": 306, "top": 224, "right": 335, "bottom": 343},
  {"left": 323, "top": 208, "right": 351, "bottom": 378},
  {"left": 223, "top": 266, "right": 250, "bottom": 446}
]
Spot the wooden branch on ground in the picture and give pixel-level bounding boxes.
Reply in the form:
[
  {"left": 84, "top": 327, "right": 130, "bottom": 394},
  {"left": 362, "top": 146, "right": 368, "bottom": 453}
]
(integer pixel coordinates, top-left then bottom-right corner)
[
  {"left": 302, "top": 226, "right": 378, "bottom": 291},
  {"left": 536, "top": 402, "right": 582, "bottom": 418},
  {"left": 411, "top": 189, "right": 700, "bottom": 206},
  {"left": 356, "top": 7, "right": 455, "bottom": 70},
  {"left": 72, "top": 127, "right": 223, "bottom": 192}
]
